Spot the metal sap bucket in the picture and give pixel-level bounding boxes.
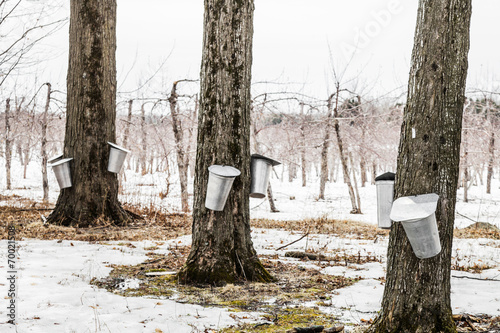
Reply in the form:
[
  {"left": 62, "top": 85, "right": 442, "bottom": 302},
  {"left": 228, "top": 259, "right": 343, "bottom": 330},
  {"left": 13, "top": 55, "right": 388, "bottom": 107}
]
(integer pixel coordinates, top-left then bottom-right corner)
[
  {"left": 205, "top": 165, "right": 241, "bottom": 211},
  {"left": 250, "top": 154, "right": 281, "bottom": 198},
  {"left": 107, "top": 142, "right": 130, "bottom": 173},
  {"left": 390, "top": 193, "right": 441, "bottom": 259},
  {"left": 47, "top": 154, "right": 63, "bottom": 165},
  {"left": 50, "top": 158, "right": 73, "bottom": 189},
  {"left": 375, "top": 172, "right": 395, "bottom": 229}
]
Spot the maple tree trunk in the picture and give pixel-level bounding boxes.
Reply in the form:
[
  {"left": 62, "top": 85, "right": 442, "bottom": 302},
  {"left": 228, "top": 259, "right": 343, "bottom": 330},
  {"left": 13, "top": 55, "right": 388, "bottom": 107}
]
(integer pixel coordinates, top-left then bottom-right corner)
[
  {"left": 4, "top": 98, "right": 12, "bottom": 190},
  {"left": 47, "top": 0, "right": 131, "bottom": 227},
  {"left": 178, "top": 0, "right": 271, "bottom": 285},
  {"left": 368, "top": 1, "right": 471, "bottom": 332}
]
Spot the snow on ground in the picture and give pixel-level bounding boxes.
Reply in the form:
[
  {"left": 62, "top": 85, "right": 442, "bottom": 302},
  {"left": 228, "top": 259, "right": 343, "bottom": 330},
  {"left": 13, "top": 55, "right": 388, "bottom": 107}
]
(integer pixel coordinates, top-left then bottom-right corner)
[
  {"left": 2, "top": 159, "right": 500, "bottom": 229},
  {"left": 1, "top": 159, "right": 500, "bottom": 331},
  {"left": 0, "top": 230, "right": 498, "bottom": 332},
  {"left": 0, "top": 239, "right": 263, "bottom": 332}
]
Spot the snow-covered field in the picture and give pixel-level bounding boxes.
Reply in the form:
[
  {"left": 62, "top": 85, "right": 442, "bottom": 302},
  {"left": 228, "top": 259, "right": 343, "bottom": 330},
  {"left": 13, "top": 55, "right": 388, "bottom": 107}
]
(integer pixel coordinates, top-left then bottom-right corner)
[
  {"left": 3, "top": 159, "right": 500, "bottom": 229},
  {"left": 1, "top": 159, "right": 500, "bottom": 332}
]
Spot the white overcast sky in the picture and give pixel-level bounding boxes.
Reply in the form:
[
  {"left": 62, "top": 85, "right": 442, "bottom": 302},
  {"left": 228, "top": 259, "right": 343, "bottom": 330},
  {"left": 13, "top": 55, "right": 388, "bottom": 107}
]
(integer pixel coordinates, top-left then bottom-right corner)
[{"left": 39, "top": 0, "right": 500, "bottom": 102}]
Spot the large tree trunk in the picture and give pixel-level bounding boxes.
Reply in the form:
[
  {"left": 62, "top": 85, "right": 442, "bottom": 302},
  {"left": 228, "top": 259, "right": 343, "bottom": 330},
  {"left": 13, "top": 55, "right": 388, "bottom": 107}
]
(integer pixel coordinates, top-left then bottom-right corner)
[
  {"left": 178, "top": 0, "right": 271, "bottom": 285},
  {"left": 4, "top": 98, "right": 12, "bottom": 190},
  {"left": 47, "top": 0, "right": 131, "bottom": 227},
  {"left": 368, "top": 1, "right": 471, "bottom": 332},
  {"left": 168, "top": 80, "right": 190, "bottom": 213},
  {"left": 41, "top": 83, "right": 51, "bottom": 203}
]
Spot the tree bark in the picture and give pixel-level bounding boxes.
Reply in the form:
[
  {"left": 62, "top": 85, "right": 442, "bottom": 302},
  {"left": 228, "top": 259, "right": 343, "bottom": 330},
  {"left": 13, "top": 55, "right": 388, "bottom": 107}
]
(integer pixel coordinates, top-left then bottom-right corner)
[
  {"left": 47, "top": 0, "right": 131, "bottom": 227},
  {"left": 178, "top": 0, "right": 272, "bottom": 285},
  {"left": 332, "top": 84, "right": 360, "bottom": 214},
  {"left": 15, "top": 97, "right": 25, "bottom": 167},
  {"left": 486, "top": 107, "right": 495, "bottom": 194},
  {"left": 267, "top": 183, "right": 279, "bottom": 212},
  {"left": 300, "top": 102, "right": 307, "bottom": 187},
  {"left": 368, "top": 1, "right": 471, "bottom": 332},
  {"left": 41, "top": 83, "right": 51, "bottom": 203},
  {"left": 122, "top": 99, "right": 133, "bottom": 149},
  {"left": 349, "top": 152, "right": 362, "bottom": 214},
  {"left": 319, "top": 96, "right": 334, "bottom": 200},
  {"left": 359, "top": 97, "right": 367, "bottom": 188},
  {"left": 463, "top": 128, "right": 469, "bottom": 202},
  {"left": 288, "top": 162, "right": 296, "bottom": 182},
  {"left": 140, "top": 103, "right": 147, "bottom": 174},
  {"left": 486, "top": 133, "right": 494, "bottom": 194},
  {"left": 4, "top": 98, "right": 12, "bottom": 190},
  {"left": 371, "top": 162, "right": 377, "bottom": 185},
  {"left": 168, "top": 80, "right": 190, "bottom": 213}
]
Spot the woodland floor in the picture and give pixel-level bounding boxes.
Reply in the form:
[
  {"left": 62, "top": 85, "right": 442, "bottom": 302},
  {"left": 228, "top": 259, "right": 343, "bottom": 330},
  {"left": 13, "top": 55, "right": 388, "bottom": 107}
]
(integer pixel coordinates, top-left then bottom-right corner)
[{"left": 1, "top": 197, "right": 499, "bottom": 332}]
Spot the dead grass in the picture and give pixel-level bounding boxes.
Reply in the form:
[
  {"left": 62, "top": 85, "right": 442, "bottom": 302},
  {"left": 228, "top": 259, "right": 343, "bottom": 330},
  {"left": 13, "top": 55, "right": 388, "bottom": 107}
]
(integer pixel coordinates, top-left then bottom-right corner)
[
  {"left": 251, "top": 217, "right": 390, "bottom": 240},
  {"left": 0, "top": 196, "right": 498, "bottom": 242},
  {"left": 0, "top": 204, "right": 191, "bottom": 242},
  {"left": 453, "top": 314, "right": 500, "bottom": 332},
  {"left": 91, "top": 246, "right": 359, "bottom": 332},
  {"left": 454, "top": 222, "right": 500, "bottom": 240},
  {"left": 252, "top": 217, "right": 500, "bottom": 240}
]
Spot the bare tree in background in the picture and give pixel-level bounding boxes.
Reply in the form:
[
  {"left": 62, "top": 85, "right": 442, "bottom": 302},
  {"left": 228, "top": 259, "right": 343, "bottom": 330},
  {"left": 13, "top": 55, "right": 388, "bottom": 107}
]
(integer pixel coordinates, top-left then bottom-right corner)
[
  {"left": 41, "top": 83, "right": 52, "bottom": 202},
  {"left": 331, "top": 82, "right": 361, "bottom": 214},
  {"left": 168, "top": 79, "right": 196, "bottom": 213},
  {"left": 0, "top": 0, "right": 66, "bottom": 87},
  {"left": 4, "top": 99, "right": 12, "bottom": 190},
  {"left": 251, "top": 93, "right": 279, "bottom": 212}
]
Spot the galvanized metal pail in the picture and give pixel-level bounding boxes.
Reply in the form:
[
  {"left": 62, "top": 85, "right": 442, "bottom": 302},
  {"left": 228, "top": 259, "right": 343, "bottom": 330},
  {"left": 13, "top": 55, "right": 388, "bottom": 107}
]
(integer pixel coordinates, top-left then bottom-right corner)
[
  {"left": 107, "top": 142, "right": 130, "bottom": 173},
  {"left": 205, "top": 165, "right": 241, "bottom": 211},
  {"left": 390, "top": 193, "right": 441, "bottom": 259},
  {"left": 375, "top": 172, "right": 395, "bottom": 229},
  {"left": 50, "top": 158, "right": 73, "bottom": 189},
  {"left": 250, "top": 154, "right": 281, "bottom": 198}
]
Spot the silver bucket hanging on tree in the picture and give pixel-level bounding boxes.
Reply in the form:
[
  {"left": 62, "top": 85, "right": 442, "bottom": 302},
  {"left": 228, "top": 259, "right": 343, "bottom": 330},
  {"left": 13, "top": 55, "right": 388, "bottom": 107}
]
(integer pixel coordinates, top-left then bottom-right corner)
[
  {"left": 390, "top": 193, "right": 441, "bottom": 259},
  {"left": 50, "top": 158, "right": 74, "bottom": 189},
  {"left": 375, "top": 172, "right": 395, "bottom": 229},
  {"left": 250, "top": 154, "right": 281, "bottom": 198},
  {"left": 205, "top": 165, "right": 241, "bottom": 211},
  {"left": 107, "top": 142, "right": 130, "bottom": 173}
]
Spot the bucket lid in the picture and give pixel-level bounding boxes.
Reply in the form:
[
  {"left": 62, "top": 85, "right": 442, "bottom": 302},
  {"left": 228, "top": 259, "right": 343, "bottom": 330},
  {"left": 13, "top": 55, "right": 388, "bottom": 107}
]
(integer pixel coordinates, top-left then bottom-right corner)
[
  {"left": 48, "top": 154, "right": 63, "bottom": 164},
  {"left": 50, "top": 157, "right": 73, "bottom": 167},
  {"left": 390, "top": 193, "right": 439, "bottom": 222},
  {"left": 375, "top": 172, "right": 395, "bottom": 181},
  {"left": 251, "top": 154, "right": 281, "bottom": 166},
  {"left": 208, "top": 165, "right": 241, "bottom": 177},
  {"left": 108, "top": 142, "right": 131, "bottom": 154}
]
